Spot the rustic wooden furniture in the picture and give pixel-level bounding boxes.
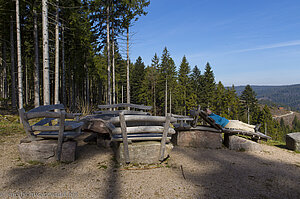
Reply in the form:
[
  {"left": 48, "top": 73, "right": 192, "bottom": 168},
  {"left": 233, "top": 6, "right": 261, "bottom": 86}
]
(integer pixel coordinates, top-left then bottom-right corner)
[
  {"left": 189, "top": 108, "right": 271, "bottom": 141},
  {"left": 19, "top": 104, "right": 84, "bottom": 161},
  {"left": 97, "top": 103, "right": 176, "bottom": 163}
]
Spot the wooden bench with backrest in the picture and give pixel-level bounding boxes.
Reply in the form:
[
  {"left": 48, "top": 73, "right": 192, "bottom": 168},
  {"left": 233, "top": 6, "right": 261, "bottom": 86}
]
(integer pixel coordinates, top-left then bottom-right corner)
[
  {"left": 108, "top": 112, "right": 176, "bottom": 163},
  {"left": 97, "top": 103, "right": 176, "bottom": 163},
  {"left": 19, "top": 104, "right": 84, "bottom": 161}
]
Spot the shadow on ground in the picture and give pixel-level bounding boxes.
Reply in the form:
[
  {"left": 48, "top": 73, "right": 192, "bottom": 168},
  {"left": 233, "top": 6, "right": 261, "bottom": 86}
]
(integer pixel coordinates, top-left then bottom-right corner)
[{"left": 170, "top": 146, "right": 300, "bottom": 198}]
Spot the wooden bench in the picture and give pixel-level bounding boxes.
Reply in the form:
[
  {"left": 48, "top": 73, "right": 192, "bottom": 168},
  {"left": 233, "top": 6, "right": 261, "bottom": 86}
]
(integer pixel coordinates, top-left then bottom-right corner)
[
  {"left": 19, "top": 104, "right": 84, "bottom": 161},
  {"left": 107, "top": 111, "right": 176, "bottom": 163}
]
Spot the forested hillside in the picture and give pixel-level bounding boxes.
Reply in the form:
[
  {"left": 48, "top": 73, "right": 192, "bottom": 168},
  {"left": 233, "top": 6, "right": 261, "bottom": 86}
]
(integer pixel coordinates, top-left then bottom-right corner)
[
  {"left": 1, "top": 0, "right": 300, "bottom": 141},
  {"left": 235, "top": 84, "right": 300, "bottom": 111}
]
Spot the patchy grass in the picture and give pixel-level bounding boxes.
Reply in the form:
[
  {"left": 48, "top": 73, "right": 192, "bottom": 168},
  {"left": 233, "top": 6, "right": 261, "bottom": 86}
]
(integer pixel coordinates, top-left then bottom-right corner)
[
  {"left": 0, "top": 117, "right": 25, "bottom": 139},
  {"left": 261, "top": 139, "right": 286, "bottom": 148}
]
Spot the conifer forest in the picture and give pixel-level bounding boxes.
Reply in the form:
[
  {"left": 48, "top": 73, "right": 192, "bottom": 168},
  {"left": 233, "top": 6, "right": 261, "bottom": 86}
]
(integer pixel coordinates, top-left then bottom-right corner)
[{"left": 0, "top": 0, "right": 299, "bottom": 141}]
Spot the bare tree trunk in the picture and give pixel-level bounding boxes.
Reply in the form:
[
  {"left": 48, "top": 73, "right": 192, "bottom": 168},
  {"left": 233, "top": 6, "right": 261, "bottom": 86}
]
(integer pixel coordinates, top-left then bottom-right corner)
[
  {"left": 33, "top": 3, "right": 40, "bottom": 107},
  {"left": 247, "top": 106, "right": 250, "bottom": 124},
  {"left": 16, "top": 0, "right": 23, "bottom": 109},
  {"left": 165, "top": 79, "right": 167, "bottom": 116},
  {"left": 84, "top": 63, "right": 90, "bottom": 106},
  {"left": 153, "top": 81, "right": 156, "bottom": 116},
  {"left": 170, "top": 89, "right": 172, "bottom": 114},
  {"left": 42, "top": 0, "right": 50, "bottom": 105},
  {"left": 10, "top": 15, "right": 16, "bottom": 109},
  {"left": 122, "top": 84, "right": 124, "bottom": 103},
  {"left": 126, "top": 27, "right": 130, "bottom": 106},
  {"left": 54, "top": 0, "right": 60, "bottom": 105},
  {"left": 106, "top": 2, "right": 111, "bottom": 105},
  {"left": 2, "top": 39, "right": 7, "bottom": 100},
  {"left": 25, "top": 61, "right": 28, "bottom": 104},
  {"left": 61, "top": 24, "right": 66, "bottom": 106},
  {"left": 112, "top": 25, "right": 116, "bottom": 105}
]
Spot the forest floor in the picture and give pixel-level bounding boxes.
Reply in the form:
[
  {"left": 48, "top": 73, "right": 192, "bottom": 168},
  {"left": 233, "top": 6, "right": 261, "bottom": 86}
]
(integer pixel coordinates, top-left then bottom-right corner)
[{"left": 0, "top": 120, "right": 300, "bottom": 199}]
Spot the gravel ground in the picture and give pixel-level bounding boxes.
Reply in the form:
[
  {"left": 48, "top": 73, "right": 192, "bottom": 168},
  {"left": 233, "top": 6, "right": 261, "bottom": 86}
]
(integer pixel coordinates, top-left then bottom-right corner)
[{"left": 0, "top": 133, "right": 300, "bottom": 199}]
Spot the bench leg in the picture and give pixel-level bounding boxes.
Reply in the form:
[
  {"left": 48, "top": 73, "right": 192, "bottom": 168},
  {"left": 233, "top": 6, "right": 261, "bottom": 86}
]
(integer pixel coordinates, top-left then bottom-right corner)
[
  {"left": 159, "top": 114, "right": 171, "bottom": 161},
  {"left": 119, "top": 112, "right": 130, "bottom": 164}
]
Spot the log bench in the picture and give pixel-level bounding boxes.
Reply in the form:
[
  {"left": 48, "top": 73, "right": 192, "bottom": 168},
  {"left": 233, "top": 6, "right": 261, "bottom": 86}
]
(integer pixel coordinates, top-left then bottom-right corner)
[
  {"left": 97, "top": 103, "right": 176, "bottom": 163},
  {"left": 108, "top": 112, "right": 176, "bottom": 164},
  {"left": 18, "top": 104, "right": 84, "bottom": 161}
]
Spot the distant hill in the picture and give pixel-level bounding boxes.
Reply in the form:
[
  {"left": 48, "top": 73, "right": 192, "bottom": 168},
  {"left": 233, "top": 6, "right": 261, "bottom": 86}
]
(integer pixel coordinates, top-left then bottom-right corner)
[{"left": 234, "top": 84, "right": 300, "bottom": 111}]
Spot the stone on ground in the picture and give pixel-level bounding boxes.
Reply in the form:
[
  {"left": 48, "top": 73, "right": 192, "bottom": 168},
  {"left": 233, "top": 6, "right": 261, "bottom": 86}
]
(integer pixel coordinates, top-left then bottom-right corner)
[
  {"left": 225, "top": 135, "right": 262, "bottom": 152},
  {"left": 174, "top": 130, "right": 222, "bottom": 149},
  {"left": 114, "top": 141, "right": 173, "bottom": 164},
  {"left": 18, "top": 139, "right": 77, "bottom": 163},
  {"left": 286, "top": 132, "right": 300, "bottom": 151}
]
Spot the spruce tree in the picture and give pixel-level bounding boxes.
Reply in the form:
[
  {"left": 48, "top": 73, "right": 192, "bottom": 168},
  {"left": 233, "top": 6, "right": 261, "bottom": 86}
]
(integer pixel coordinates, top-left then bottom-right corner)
[
  {"left": 178, "top": 55, "right": 191, "bottom": 115},
  {"left": 131, "top": 56, "right": 145, "bottom": 104},
  {"left": 201, "top": 62, "right": 215, "bottom": 108},
  {"left": 240, "top": 85, "right": 258, "bottom": 124},
  {"left": 190, "top": 65, "right": 204, "bottom": 107}
]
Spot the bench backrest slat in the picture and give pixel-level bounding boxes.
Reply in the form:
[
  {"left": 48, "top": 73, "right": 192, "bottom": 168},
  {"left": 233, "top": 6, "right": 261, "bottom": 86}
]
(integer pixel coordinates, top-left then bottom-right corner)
[
  {"left": 98, "top": 103, "right": 152, "bottom": 110},
  {"left": 27, "top": 104, "right": 65, "bottom": 113}
]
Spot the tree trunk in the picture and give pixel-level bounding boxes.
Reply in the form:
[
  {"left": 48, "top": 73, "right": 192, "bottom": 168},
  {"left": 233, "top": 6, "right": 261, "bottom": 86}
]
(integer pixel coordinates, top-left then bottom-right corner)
[
  {"left": 126, "top": 27, "right": 130, "bottom": 106},
  {"left": 33, "top": 3, "right": 40, "bottom": 107},
  {"left": 25, "top": 61, "right": 28, "bottom": 104},
  {"left": 112, "top": 24, "right": 116, "bottom": 105},
  {"left": 2, "top": 39, "right": 7, "bottom": 100},
  {"left": 170, "top": 89, "right": 172, "bottom": 115},
  {"left": 106, "top": 3, "right": 111, "bottom": 105},
  {"left": 61, "top": 24, "right": 66, "bottom": 106},
  {"left": 54, "top": 0, "right": 60, "bottom": 105},
  {"left": 10, "top": 15, "right": 16, "bottom": 109},
  {"left": 85, "top": 63, "right": 90, "bottom": 106},
  {"left": 42, "top": 0, "right": 50, "bottom": 105},
  {"left": 16, "top": 0, "right": 23, "bottom": 109},
  {"left": 153, "top": 81, "right": 156, "bottom": 116},
  {"left": 165, "top": 79, "right": 167, "bottom": 116}
]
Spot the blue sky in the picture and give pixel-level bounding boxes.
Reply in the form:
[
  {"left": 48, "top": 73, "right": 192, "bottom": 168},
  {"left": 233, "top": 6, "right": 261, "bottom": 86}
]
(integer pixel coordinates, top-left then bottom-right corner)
[{"left": 129, "top": 0, "right": 300, "bottom": 86}]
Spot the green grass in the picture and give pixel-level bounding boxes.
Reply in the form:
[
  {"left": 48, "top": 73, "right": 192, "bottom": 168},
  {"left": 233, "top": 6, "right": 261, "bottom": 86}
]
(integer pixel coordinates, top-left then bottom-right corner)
[
  {"left": 0, "top": 117, "right": 25, "bottom": 139},
  {"left": 261, "top": 139, "right": 285, "bottom": 147}
]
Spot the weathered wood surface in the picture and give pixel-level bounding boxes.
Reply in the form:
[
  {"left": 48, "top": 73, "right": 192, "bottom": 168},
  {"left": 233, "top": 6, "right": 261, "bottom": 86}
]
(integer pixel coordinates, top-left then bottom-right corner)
[
  {"left": 26, "top": 111, "right": 76, "bottom": 120},
  {"left": 112, "top": 133, "right": 171, "bottom": 143},
  {"left": 109, "top": 115, "right": 176, "bottom": 124},
  {"left": 111, "top": 126, "right": 175, "bottom": 135},
  {"left": 119, "top": 112, "right": 130, "bottom": 163},
  {"left": 27, "top": 104, "right": 65, "bottom": 113},
  {"left": 36, "top": 131, "right": 81, "bottom": 138},
  {"left": 98, "top": 103, "right": 152, "bottom": 110},
  {"left": 56, "top": 110, "right": 66, "bottom": 161},
  {"left": 94, "top": 110, "right": 151, "bottom": 115},
  {"left": 159, "top": 114, "right": 171, "bottom": 161},
  {"left": 18, "top": 105, "right": 84, "bottom": 162},
  {"left": 192, "top": 109, "right": 271, "bottom": 140}
]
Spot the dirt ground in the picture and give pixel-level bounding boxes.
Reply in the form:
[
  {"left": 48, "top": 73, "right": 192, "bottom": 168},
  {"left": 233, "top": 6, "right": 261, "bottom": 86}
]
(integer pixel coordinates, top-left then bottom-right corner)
[{"left": 0, "top": 132, "right": 300, "bottom": 199}]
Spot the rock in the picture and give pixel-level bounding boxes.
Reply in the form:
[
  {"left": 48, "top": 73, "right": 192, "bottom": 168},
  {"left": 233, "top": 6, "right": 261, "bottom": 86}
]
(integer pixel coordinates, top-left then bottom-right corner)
[
  {"left": 174, "top": 130, "right": 222, "bottom": 149},
  {"left": 18, "top": 139, "right": 77, "bottom": 163},
  {"left": 286, "top": 132, "right": 300, "bottom": 151},
  {"left": 80, "top": 115, "right": 110, "bottom": 134},
  {"left": 224, "top": 135, "right": 262, "bottom": 152},
  {"left": 114, "top": 141, "right": 173, "bottom": 164}
]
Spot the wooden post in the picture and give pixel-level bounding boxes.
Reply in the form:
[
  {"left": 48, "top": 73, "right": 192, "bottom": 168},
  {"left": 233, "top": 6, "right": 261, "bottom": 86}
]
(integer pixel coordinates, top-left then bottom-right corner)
[
  {"left": 159, "top": 113, "right": 171, "bottom": 161},
  {"left": 56, "top": 110, "right": 65, "bottom": 161},
  {"left": 119, "top": 112, "right": 130, "bottom": 163}
]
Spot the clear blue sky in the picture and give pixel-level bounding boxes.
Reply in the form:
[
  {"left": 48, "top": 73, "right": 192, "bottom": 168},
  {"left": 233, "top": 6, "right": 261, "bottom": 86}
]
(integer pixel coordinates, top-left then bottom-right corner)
[{"left": 129, "top": 0, "right": 300, "bottom": 86}]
